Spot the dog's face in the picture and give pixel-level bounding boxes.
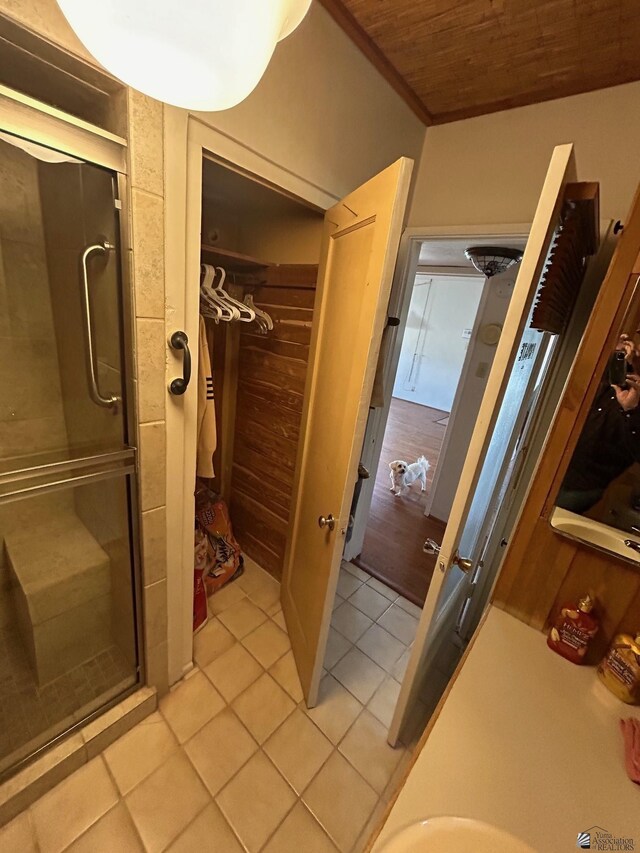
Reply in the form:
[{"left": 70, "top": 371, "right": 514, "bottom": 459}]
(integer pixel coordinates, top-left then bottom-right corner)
[{"left": 389, "top": 460, "right": 408, "bottom": 476}]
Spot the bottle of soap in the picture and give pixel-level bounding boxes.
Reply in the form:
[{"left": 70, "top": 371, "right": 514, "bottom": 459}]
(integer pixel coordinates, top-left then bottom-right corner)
[
  {"left": 547, "top": 594, "right": 599, "bottom": 664},
  {"left": 598, "top": 633, "right": 640, "bottom": 704}
]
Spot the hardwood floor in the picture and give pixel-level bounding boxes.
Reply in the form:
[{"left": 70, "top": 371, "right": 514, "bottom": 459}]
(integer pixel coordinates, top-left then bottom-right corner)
[{"left": 353, "top": 398, "right": 448, "bottom": 606}]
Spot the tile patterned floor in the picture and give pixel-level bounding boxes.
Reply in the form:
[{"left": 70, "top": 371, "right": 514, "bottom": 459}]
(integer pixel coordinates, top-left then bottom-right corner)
[{"left": 0, "top": 559, "right": 420, "bottom": 853}]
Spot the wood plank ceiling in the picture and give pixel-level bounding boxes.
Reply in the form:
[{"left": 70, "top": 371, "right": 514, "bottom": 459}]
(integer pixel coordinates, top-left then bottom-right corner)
[{"left": 317, "top": 0, "right": 640, "bottom": 125}]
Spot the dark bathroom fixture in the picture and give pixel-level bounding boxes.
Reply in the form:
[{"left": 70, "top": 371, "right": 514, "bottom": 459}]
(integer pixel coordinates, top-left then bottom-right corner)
[{"left": 464, "top": 246, "right": 523, "bottom": 278}]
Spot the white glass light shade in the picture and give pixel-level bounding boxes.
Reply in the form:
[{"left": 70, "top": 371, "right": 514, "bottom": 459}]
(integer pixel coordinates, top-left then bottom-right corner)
[{"left": 55, "top": 0, "right": 312, "bottom": 111}]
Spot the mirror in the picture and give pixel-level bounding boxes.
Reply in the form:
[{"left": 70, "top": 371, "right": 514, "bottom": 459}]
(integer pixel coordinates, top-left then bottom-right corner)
[{"left": 552, "top": 289, "right": 640, "bottom": 559}]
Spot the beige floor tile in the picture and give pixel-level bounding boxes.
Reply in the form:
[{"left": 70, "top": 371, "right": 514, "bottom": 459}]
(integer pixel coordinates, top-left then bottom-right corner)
[
  {"left": 0, "top": 811, "right": 37, "bottom": 853},
  {"left": 331, "top": 601, "right": 373, "bottom": 643},
  {"left": 367, "top": 676, "right": 402, "bottom": 727},
  {"left": 31, "top": 757, "right": 119, "bottom": 853},
  {"left": 216, "top": 752, "right": 296, "bottom": 853},
  {"left": 339, "top": 710, "right": 404, "bottom": 794},
  {"left": 336, "top": 571, "right": 363, "bottom": 599},
  {"left": 269, "top": 650, "right": 304, "bottom": 703},
  {"left": 365, "top": 577, "right": 398, "bottom": 602},
  {"left": 167, "top": 802, "right": 243, "bottom": 852},
  {"left": 264, "top": 709, "right": 333, "bottom": 794},
  {"left": 348, "top": 585, "right": 392, "bottom": 621},
  {"left": 104, "top": 713, "right": 177, "bottom": 795},
  {"left": 304, "top": 674, "right": 362, "bottom": 745},
  {"left": 184, "top": 708, "right": 258, "bottom": 796},
  {"left": 356, "top": 623, "right": 406, "bottom": 673},
  {"left": 341, "top": 561, "right": 370, "bottom": 583},
  {"left": 232, "top": 672, "right": 296, "bottom": 743},
  {"left": 272, "top": 609, "right": 287, "bottom": 630},
  {"left": 391, "top": 648, "right": 412, "bottom": 682},
  {"left": 160, "top": 670, "right": 225, "bottom": 743},
  {"left": 248, "top": 579, "right": 281, "bottom": 614},
  {"left": 242, "top": 619, "right": 290, "bottom": 668},
  {"left": 193, "top": 617, "right": 236, "bottom": 668},
  {"left": 332, "top": 593, "right": 345, "bottom": 611},
  {"left": 66, "top": 802, "right": 143, "bottom": 853},
  {"left": 395, "top": 596, "right": 423, "bottom": 619},
  {"left": 208, "top": 581, "right": 247, "bottom": 615},
  {"left": 203, "top": 643, "right": 263, "bottom": 702},
  {"left": 263, "top": 802, "right": 338, "bottom": 853},
  {"left": 332, "top": 647, "right": 386, "bottom": 704},
  {"left": 352, "top": 797, "right": 390, "bottom": 853},
  {"left": 377, "top": 605, "right": 419, "bottom": 645},
  {"left": 236, "top": 559, "right": 276, "bottom": 595},
  {"left": 324, "top": 627, "right": 352, "bottom": 669},
  {"left": 303, "top": 751, "right": 378, "bottom": 852},
  {"left": 217, "top": 598, "right": 268, "bottom": 639},
  {"left": 125, "top": 752, "right": 209, "bottom": 853}
]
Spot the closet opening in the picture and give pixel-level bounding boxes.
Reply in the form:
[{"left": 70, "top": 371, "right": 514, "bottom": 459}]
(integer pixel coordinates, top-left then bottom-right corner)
[{"left": 195, "top": 155, "right": 324, "bottom": 589}]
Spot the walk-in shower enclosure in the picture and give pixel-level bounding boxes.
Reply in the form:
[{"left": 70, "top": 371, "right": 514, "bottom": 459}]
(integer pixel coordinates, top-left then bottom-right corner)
[{"left": 0, "top": 130, "right": 141, "bottom": 778}]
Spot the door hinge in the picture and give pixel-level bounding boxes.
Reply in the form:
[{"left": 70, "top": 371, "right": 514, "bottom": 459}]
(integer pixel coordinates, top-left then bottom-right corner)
[{"left": 114, "top": 198, "right": 123, "bottom": 210}]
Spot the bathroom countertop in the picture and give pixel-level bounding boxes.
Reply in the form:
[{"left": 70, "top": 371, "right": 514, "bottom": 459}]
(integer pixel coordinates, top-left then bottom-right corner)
[{"left": 372, "top": 606, "right": 640, "bottom": 853}]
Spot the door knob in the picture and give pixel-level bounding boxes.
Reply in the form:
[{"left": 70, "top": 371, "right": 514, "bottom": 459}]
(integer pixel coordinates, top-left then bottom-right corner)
[
  {"left": 452, "top": 551, "right": 473, "bottom": 573},
  {"left": 318, "top": 514, "right": 336, "bottom": 531}
]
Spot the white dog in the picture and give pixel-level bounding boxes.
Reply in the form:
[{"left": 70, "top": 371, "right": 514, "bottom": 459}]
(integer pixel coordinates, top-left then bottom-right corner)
[{"left": 389, "top": 455, "right": 430, "bottom": 496}]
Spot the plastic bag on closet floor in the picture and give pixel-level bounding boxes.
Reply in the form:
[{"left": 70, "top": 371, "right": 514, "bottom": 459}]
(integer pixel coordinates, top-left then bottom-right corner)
[{"left": 195, "top": 481, "right": 244, "bottom": 601}]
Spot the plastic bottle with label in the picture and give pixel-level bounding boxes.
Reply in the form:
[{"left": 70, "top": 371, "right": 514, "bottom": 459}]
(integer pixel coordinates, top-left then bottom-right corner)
[{"left": 547, "top": 594, "right": 599, "bottom": 664}]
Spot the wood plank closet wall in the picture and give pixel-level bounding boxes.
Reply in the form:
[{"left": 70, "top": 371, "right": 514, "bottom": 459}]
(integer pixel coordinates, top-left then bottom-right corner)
[
  {"left": 493, "top": 185, "right": 640, "bottom": 657},
  {"left": 204, "top": 264, "right": 318, "bottom": 580},
  {"left": 231, "top": 265, "right": 317, "bottom": 578}
]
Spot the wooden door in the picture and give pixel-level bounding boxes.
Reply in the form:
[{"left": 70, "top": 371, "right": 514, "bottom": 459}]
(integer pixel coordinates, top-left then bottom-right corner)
[
  {"left": 388, "top": 143, "right": 577, "bottom": 745},
  {"left": 282, "top": 158, "right": 413, "bottom": 705}
]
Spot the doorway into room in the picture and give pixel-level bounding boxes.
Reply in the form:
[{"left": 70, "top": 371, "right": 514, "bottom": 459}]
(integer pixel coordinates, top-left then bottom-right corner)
[
  {"left": 354, "top": 271, "right": 484, "bottom": 603},
  {"left": 344, "top": 233, "right": 528, "bottom": 607}
]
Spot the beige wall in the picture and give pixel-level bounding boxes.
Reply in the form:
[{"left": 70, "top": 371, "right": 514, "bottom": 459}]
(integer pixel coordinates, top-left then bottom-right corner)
[
  {"left": 409, "top": 81, "right": 640, "bottom": 227},
  {"left": 0, "top": 142, "right": 71, "bottom": 629},
  {"left": 240, "top": 210, "right": 324, "bottom": 265},
  {"left": 191, "top": 3, "right": 426, "bottom": 199},
  {"left": 0, "top": 143, "right": 67, "bottom": 461}
]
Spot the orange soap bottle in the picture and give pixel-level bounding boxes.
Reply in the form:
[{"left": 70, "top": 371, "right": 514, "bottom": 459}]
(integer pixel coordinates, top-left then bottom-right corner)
[{"left": 547, "top": 594, "right": 599, "bottom": 664}]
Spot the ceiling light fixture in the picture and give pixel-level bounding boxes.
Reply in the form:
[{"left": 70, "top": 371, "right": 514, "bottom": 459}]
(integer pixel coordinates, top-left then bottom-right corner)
[
  {"left": 55, "top": 0, "right": 312, "bottom": 111},
  {"left": 464, "top": 246, "right": 523, "bottom": 278}
]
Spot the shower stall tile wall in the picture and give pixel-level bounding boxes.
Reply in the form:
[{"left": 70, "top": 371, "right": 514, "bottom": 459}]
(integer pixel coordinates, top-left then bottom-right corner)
[{"left": 127, "top": 89, "right": 170, "bottom": 696}]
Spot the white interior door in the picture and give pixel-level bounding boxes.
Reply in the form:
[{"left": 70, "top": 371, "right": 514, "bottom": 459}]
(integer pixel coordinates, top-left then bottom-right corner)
[
  {"left": 388, "top": 143, "right": 577, "bottom": 745},
  {"left": 426, "top": 264, "right": 520, "bottom": 522},
  {"left": 282, "top": 158, "right": 413, "bottom": 705}
]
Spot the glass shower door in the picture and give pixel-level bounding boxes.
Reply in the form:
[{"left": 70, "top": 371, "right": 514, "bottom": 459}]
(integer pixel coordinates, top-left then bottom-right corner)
[{"left": 0, "top": 131, "right": 140, "bottom": 777}]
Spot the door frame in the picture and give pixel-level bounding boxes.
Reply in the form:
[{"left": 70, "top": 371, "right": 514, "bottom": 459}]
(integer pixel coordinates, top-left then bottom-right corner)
[
  {"left": 344, "top": 224, "right": 530, "bottom": 563},
  {"left": 164, "top": 111, "right": 340, "bottom": 684}
]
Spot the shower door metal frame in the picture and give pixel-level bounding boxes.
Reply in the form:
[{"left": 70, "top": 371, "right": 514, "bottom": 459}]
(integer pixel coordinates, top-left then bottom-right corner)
[{"left": 0, "top": 85, "right": 145, "bottom": 778}]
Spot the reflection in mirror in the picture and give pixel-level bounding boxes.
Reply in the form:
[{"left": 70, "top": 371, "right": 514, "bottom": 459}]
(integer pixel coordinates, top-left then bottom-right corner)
[{"left": 556, "top": 291, "right": 640, "bottom": 538}]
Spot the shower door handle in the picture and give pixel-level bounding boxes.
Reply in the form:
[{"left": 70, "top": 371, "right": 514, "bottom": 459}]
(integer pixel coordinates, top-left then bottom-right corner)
[
  {"left": 81, "top": 240, "right": 120, "bottom": 409},
  {"left": 169, "top": 331, "right": 191, "bottom": 395}
]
